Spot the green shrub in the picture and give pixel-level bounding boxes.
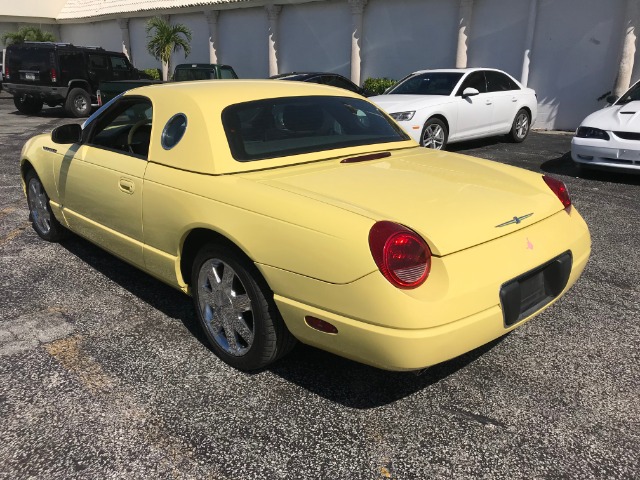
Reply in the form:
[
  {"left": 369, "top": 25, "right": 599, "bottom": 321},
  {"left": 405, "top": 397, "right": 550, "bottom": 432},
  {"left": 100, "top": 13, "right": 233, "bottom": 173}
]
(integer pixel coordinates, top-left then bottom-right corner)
[
  {"left": 143, "top": 68, "right": 161, "bottom": 80},
  {"left": 363, "top": 77, "right": 396, "bottom": 95}
]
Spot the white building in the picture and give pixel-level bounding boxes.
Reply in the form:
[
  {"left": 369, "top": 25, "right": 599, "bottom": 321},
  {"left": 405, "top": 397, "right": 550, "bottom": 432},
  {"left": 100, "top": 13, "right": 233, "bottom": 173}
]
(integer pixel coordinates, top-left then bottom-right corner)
[{"left": 1, "top": 0, "right": 638, "bottom": 130}]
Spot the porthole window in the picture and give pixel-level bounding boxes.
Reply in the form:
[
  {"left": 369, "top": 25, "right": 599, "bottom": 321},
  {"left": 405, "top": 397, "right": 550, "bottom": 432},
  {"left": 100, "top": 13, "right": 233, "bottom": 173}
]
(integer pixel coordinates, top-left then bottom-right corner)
[{"left": 161, "top": 113, "right": 187, "bottom": 150}]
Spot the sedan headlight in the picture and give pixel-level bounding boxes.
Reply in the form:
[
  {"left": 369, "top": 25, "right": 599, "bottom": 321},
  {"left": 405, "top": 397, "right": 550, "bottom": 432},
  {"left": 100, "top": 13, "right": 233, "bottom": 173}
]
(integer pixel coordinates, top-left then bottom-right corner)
[
  {"left": 576, "top": 126, "right": 610, "bottom": 140},
  {"left": 389, "top": 111, "right": 415, "bottom": 121}
]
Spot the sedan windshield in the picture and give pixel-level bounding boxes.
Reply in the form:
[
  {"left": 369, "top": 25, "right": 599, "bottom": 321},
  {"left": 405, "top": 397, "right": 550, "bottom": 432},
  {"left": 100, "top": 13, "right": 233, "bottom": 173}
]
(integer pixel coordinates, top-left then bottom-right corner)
[
  {"left": 222, "top": 96, "right": 410, "bottom": 161},
  {"left": 617, "top": 81, "right": 640, "bottom": 105},
  {"left": 386, "top": 72, "right": 464, "bottom": 96}
]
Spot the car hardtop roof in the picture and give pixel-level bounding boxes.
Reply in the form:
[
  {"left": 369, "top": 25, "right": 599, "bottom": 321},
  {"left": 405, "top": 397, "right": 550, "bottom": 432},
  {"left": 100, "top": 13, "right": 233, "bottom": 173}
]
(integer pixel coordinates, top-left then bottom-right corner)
[
  {"left": 409, "top": 67, "right": 506, "bottom": 75},
  {"left": 129, "top": 78, "right": 362, "bottom": 100},
  {"left": 175, "top": 63, "right": 234, "bottom": 69},
  {"left": 8, "top": 41, "right": 123, "bottom": 55}
]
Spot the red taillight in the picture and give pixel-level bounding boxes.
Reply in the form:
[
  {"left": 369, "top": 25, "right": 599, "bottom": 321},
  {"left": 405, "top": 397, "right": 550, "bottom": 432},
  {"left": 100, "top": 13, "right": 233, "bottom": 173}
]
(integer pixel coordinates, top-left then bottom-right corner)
[
  {"left": 97, "top": 89, "right": 102, "bottom": 107},
  {"left": 4, "top": 66, "right": 9, "bottom": 80},
  {"left": 50, "top": 68, "right": 57, "bottom": 83},
  {"left": 543, "top": 175, "right": 571, "bottom": 209},
  {"left": 368, "top": 221, "right": 431, "bottom": 289}
]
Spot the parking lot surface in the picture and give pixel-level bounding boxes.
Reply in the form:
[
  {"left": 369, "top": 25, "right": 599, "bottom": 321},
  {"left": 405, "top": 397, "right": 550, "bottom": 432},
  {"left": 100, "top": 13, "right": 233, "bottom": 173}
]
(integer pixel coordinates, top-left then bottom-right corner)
[{"left": 1, "top": 96, "right": 638, "bottom": 479}]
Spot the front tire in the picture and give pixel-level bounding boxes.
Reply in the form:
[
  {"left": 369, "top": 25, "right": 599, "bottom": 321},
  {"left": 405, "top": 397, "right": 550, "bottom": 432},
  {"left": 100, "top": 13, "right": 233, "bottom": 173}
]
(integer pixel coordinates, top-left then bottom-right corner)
[
  {"left": 14, "top": 95, "right": 43, "bottom": 115},
  {"left": 25, "top": 170, "right": 67, "bottom": 242},
  {"left": 421, "top": 118, "right": 448, "bottom": 150},
  {"left": 509, "top": 109, "right": 530, "bottom": 143},
  {"left": 191, "top": 244, "right": 296, "bottom": 370},
  {"left": 65, "top": 88, "right": 91, "bottom": 118}
]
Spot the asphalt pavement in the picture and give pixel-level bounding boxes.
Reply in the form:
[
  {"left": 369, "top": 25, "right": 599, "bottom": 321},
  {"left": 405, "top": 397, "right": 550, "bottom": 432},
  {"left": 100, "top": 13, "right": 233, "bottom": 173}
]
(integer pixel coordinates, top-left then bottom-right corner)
[{"left": 0, "top": 95, "right": 638, "bottom": 479}]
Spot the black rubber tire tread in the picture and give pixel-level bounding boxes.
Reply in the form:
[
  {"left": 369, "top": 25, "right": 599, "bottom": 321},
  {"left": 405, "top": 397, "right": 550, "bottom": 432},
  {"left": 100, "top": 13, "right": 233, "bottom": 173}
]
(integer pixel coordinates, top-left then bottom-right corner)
[
  {"left": 421, "top": 117, "right": 449, "bottom": 150},
  {"left": 25, "top": 170, "right": 68, "bottom": 242},
  {"left": 14, "top": 95, "right": 43, "bottom": 115},
  {"left": 191, "top": 243, "right": 296, "bottom": 371},
  {"left": 508, "top": 108, "right": 530, "bottom": 143},
  {"left": 65, "top": 88, "right": 91, "bottom": 118}
]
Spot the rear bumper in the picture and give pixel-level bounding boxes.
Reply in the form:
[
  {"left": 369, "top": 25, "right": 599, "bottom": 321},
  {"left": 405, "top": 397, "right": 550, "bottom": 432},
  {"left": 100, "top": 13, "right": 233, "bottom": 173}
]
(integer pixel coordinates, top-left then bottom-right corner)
[
  {"left": 264, "top": 208, "right": 591, "bottom": 371},
  {"left": 3, "top": 83, "right": 68, "bottom": 104}
]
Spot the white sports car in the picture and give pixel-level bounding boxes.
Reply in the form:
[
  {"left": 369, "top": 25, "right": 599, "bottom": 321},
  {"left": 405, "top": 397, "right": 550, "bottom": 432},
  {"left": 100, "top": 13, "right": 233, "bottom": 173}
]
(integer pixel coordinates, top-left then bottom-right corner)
[
  {"left": 370, "top": 68, "right": 538, "bottom": 150},
  {"left": 571, "top": 79, "right": 640, "bottom": 173}
]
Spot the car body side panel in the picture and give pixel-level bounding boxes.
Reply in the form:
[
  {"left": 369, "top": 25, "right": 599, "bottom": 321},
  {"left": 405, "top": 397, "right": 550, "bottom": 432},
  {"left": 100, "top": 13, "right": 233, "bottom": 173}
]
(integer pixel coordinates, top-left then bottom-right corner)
[{"left": 141, "top": 162, "right": 378, "bottom": 286}]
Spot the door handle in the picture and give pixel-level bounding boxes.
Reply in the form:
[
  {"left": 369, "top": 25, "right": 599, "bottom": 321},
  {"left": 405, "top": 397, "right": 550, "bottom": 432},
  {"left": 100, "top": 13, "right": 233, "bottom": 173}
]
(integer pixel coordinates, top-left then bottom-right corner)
[
  {"left": 119, "top": 178, "right": 135, "bottom": 194},
  {"left": 511, "top": 98, "right": 517, "bottom": 102}
]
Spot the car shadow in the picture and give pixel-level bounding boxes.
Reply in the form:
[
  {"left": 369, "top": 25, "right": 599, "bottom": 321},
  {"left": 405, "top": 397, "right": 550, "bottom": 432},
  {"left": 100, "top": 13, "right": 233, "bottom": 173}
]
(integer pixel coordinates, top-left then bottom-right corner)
[
  {"left": 59, "top": 234, "right": 505, "bottom": 408},
  {"left": 541, "top": 151, "right": 640, "bottom": 186},
  {"left": 447, "top": 136, "right": 503, "bottom": 152},
  {"left": 7, "top": 105, "right": 95, "bottom": 119}
]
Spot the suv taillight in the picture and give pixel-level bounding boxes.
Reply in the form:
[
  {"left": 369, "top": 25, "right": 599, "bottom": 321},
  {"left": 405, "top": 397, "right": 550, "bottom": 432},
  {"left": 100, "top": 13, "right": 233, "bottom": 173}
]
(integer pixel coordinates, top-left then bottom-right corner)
[
  {"left": 4, "top": 66, "right": 9, "bottom": 80},
  {"left": 50, "top": 68, "right": 57, "bottom": 83},
  {"left": 543, "top": 175, "right": 571, "bottom": 209},
  {"left": 97, "top": 90, "right": 102, "bottom": 106},
  {"left": 369, "top": 221, "right": 431, "bottom": 289}
]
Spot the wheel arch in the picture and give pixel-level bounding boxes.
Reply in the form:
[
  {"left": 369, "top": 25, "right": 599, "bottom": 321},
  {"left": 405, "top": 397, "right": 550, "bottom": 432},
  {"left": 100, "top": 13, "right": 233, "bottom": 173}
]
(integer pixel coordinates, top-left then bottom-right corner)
[
  {"left": 67, "top": 80, "right": 92, "bottom": 96},
  {"left": 425, "top": 113, "right": 450, "bottom": 133},
  {"left": 179, "top": 228, "right": 262, "bottom": 289}
]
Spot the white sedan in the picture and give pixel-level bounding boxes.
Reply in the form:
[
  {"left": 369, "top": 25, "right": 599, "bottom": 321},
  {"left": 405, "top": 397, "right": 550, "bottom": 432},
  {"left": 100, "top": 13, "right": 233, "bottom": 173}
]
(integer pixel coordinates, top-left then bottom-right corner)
[
  {"left": 571, "top": 79, "right": 640, "bottom": 173},
  {"left": 370, "top": 68, "right": 538, "bottom": 150}
]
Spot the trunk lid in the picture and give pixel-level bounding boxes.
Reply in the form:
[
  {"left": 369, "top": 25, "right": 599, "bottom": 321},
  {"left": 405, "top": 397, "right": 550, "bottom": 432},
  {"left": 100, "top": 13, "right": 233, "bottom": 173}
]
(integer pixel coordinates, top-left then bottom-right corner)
[{"left": 254, "top": 148, "right": 564, "bottom": 256}]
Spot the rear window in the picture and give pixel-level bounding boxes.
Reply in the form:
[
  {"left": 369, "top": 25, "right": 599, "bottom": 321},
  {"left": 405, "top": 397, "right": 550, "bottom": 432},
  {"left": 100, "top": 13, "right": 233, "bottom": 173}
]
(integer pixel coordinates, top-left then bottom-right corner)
[
  {"left": 7, "top": 46, "right": 53, "bottom": 73},
  {"left": 222, "top": 96, "right": 409, "bottom": 162}
]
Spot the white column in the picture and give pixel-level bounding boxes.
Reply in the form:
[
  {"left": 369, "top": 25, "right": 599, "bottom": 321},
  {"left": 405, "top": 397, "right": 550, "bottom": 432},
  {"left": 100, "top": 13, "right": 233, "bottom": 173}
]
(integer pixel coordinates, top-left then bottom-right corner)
[
  {"left": 613, "top": 0, "right": 639, "bottom": 98},
  {"left": 205, "top": 10, "right": 219, "bottom": 64},
  {"left": 348, "top": 0, "right": 368, "bottom": 85},
  {"left": 118, "top": 18, "right": 132, "bottom": 63},
  {"left": 520, "top": 0, "right": 539, "bottom": 87},
  {"left": 455, "top": 0, "right": 474, "bottom": 68},
  {"left": 266, "top": 4, "right": 281, "bottom": 77}
]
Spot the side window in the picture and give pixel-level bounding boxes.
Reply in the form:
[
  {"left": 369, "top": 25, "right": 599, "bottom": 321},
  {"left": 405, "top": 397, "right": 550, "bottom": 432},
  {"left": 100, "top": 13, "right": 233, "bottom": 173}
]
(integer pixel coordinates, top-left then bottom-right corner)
[
  {"left": 325, "top": 75, "right": 360, "bottom": 93},
  {"left": 110, "top": 56, "right": 130, "bottom": 71},
  {"left": 58, "top": 52, "right": 85, "bottom": 78},
  {"left": 88, "top": 54, "right": 109, "bottom": 70},
  {"left": 486, "top": 70, "right": 520, "bottom": 92},
  {"left": 219, "top": 67, "right": 237, "bottom": 79},
  {"left": 457, "top": 71, "right": 487, "bottom": 95},
  {"left": 87, "top": 98, "right": 153, "bottom": 159}
]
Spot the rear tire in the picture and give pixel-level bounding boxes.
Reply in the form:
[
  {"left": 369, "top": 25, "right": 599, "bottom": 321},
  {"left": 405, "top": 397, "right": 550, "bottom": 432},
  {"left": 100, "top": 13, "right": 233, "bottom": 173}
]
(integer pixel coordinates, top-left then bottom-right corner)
[
  {"left": 65, "top": 88, "right": 91, "bottom": 118},
  {"left": 508, "top": 109, "right": 530, "bottom": 143},
  {"left": 191, "top": 244, "right": 296, "bottom": 371},
  {"left": 25, "top": 170, "right": 67, "bottom": 242},
  {"left": 14, "top": 95, "right": 43, "bottom": 115}
]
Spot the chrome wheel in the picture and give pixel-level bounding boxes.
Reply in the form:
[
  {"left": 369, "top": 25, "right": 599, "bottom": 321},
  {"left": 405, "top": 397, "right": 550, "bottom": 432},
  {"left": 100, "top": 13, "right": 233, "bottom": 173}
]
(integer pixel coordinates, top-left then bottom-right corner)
[
  {"left": 28, "top": 177, "right": 51, "bottom": 235},
  {"left": 197, "top": 258, "right": 254, "bottom": 357},
  {"left": 422, "top": 122, "right": 446, "bottom": 149},
  {"left": 74, "top": 95, "right": 88, "bottom": 113},
  {"left": 515, "top": 112, "right": 529, "bottom": 139}
]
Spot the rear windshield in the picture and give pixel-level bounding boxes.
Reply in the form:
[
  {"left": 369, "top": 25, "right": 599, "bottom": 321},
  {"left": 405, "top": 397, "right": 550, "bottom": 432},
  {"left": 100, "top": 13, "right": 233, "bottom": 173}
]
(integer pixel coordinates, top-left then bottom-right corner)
[
  {"left": 222, "top": 96, "right": 410, "bottom": 162},
  {"left": 7, "top": 46, "right": 53, "bottom": 73}
]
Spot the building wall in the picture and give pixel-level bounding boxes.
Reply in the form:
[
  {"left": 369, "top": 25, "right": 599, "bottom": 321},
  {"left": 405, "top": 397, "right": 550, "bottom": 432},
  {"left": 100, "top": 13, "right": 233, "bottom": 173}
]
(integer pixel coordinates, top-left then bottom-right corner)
[{"left": 1, "top": 0, "right": 638, "bottom": 130}]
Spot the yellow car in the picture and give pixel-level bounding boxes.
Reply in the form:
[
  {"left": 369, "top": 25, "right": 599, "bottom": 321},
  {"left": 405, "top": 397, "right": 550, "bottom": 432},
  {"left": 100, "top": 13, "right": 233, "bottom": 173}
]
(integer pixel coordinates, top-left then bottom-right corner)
[{"left": 20, "top": 80, "right": 590, "bottom": 371}]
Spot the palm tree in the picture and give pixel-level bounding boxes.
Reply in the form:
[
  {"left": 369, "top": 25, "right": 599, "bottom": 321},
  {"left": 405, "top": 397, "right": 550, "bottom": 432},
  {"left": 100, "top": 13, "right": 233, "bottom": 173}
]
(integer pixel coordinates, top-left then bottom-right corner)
[
  {"left": 2, "top": 26, "right": 56, "bottom": 45},
  {"left": 146, "top": 16, "right": 192, "bottom": 81}
]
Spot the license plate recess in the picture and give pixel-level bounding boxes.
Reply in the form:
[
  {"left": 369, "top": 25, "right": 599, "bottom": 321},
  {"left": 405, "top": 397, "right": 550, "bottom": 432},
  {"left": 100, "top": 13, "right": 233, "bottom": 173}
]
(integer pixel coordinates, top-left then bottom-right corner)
[{"left": 500, "top": 251, "right": 572, "bottom": 327}]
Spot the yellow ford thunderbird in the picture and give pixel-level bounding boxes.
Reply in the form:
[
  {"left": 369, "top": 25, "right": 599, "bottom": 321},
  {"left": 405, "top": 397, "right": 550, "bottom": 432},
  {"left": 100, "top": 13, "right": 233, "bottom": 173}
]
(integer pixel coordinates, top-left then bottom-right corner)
[{"left": 20, "top": 80, "right": 590, "bottom": 371}]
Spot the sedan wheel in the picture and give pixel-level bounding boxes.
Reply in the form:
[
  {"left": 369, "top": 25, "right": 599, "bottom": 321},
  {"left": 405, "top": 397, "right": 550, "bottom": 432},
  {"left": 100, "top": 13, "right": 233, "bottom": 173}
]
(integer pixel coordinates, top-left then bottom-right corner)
[
  {"left": 509, "top": 109, "right": 530, "bottom": 143},
  {"left": 421, "top": 118, "right": 448, "bottom": 150},
  {"left": 25, "top": 170, "right": 66, "bottom": 241},
  {"left": 192, "top": 245, "right": 296, "bottom": 370}
]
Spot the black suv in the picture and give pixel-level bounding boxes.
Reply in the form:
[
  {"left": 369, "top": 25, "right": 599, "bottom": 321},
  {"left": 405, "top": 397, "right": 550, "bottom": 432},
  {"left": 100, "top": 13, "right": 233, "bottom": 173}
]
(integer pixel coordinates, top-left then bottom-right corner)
[{"left": 4, "top": 42, "right": 142, "bottom": 117}]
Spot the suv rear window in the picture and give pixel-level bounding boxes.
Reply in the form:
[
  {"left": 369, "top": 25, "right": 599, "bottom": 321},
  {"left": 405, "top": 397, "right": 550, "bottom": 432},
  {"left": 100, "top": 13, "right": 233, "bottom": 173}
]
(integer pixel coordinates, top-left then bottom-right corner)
[
  {"left": 7, "top": 47, "right": 53, "bottom": 73},
  {"left": 222, "top": 96, "right": 409, "bottom": 162}
]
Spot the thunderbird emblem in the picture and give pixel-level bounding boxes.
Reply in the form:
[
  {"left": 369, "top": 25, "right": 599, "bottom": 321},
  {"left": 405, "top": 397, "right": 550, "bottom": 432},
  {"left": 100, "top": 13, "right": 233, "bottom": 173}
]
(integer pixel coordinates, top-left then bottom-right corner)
[{"left": 495, "top": 213, "right": 533, "bottom": 228}]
